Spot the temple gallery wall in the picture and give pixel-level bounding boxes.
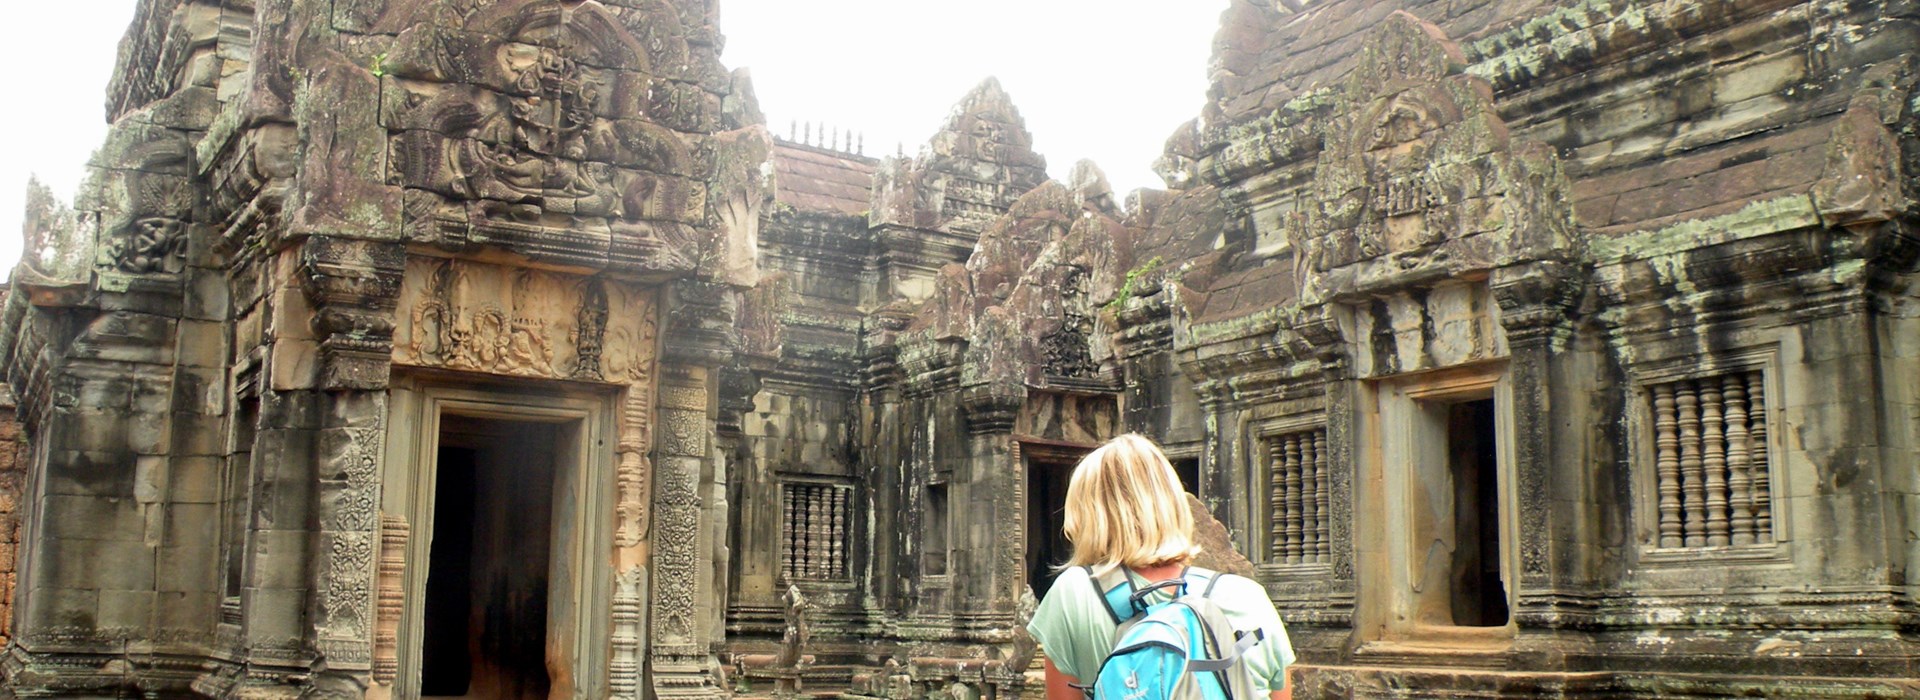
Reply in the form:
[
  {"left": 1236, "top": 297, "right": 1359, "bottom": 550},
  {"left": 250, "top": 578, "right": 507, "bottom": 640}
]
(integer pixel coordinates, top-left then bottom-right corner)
[{"left": 0, "top": 0, "right": 1916, "bottom": 698}]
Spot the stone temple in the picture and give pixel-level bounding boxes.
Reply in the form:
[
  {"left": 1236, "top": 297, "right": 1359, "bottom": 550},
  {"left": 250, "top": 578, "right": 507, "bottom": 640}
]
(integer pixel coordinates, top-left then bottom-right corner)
[{"left": 1, "top": 0, "right": 1917, "bottom": 697}]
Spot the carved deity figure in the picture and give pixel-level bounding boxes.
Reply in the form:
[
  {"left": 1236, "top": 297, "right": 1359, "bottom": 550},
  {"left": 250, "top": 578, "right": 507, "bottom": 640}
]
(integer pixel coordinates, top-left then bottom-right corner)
[
  {"left": 461, "top": 48, "right": 619, "bottom": 222},
  {"left": 108, "top": 217, "right": 187, "bottom": 274}
]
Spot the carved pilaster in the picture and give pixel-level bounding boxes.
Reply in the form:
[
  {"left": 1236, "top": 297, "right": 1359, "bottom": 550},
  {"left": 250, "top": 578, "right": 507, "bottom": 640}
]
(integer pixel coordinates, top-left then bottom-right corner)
[
  {"left": 1490, "top": 260, "right": 1581, "bottom": 597},
  {"left": 314, "top": 397, "right": 390, "bottom": 675},
  {"left": 649, "top": 278, "right": 736, "bottom": 699}
]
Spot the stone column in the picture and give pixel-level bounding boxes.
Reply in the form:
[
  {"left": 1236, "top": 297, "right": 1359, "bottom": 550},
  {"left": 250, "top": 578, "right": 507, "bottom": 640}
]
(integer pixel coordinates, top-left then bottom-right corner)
[
  {"left": 649, "top": 279, "right": 739, "bottom": 700},
  {"left": 1490, "top": 260, "right": 1586, "bottom": 645},
  {"left": 959, "top": 385, "right": 1024, "bottom": 622},
  {"left": 298, "top": 236, "right": 405, "bottom": 696},
  {"left": 1297, "top": 307, "right": 1360, "bottom": 608}
]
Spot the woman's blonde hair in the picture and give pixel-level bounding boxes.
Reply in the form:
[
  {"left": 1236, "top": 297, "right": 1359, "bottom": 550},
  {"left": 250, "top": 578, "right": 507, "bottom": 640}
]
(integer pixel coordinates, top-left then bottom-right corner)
[{"left": 1061, "top": 433, "right": 1200, "bottom": 574}]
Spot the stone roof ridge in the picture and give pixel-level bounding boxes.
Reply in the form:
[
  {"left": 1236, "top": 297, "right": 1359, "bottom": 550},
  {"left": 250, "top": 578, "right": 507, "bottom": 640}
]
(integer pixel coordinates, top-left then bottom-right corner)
[{"left": 778, "top": 120, "right": 879, "bottom": 162}]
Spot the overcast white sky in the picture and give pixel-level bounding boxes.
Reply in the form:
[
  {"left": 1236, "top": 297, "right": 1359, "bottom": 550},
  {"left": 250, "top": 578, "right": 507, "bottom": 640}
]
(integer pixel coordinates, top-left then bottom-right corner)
[{"left": 0, "top": 1, "right": 1227, "bottom": 277}]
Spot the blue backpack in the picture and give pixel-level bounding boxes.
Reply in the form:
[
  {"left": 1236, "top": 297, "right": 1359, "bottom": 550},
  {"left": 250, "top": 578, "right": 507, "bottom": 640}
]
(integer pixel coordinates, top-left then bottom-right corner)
[{"left": 1083, "top": 566, "right": 1264, "bottom": 700}]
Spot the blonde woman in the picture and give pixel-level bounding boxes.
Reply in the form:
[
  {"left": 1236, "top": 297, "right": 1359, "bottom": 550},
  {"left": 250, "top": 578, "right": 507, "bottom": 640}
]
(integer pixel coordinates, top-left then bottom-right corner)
[{"left": 1026, "top": 434, "right": 1296, "bottom": 700}]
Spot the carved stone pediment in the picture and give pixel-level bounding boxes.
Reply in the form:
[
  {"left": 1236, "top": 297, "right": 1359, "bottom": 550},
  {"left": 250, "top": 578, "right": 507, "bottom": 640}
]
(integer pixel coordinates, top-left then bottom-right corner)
[
  {"left": 382, "top": 0, "right": 745, "bottom": 277},
  {"left": 1293, "top": 12, "right": 1578, "bottom": 304}
]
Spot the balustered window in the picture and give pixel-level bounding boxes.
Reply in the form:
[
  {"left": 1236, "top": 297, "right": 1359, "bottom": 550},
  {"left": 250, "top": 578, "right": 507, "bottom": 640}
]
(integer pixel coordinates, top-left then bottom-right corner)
[
  {"left": 1648, "top": 370, "right": 1775, "bottom": 549},
  {"left": 1266, "top": 427, "right": 1331, "bottom": 565},
  {"left": 781, "top": 482, "right": 852, "bottom": 580}
]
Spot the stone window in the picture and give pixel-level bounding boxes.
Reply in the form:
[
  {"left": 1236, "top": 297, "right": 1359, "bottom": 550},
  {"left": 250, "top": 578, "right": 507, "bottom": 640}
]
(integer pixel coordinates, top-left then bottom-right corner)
[
  {"left": 1266, "top": 427, "right": 1330, "bottom": 565},
  {"left": 1647, "top": 370, "right": 1775, "bottom": 549},
  {"left": 781, "top": 482, "right": 851, "bottom": 581}
]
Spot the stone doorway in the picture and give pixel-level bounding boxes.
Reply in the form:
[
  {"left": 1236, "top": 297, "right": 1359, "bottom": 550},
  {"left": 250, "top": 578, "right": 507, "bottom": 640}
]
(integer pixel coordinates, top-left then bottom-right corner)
[
  {"left": 383, "top": 381, "right": 619, "bottom": 700},
  {"left": 1359, "top": 367, "right": 1517, "bottom": 644},
  {"left": 1442, "top": 399, "right": 1507, "bottom": 628},
  {"left": 1023, "top": 443, "right": 1090, "bottom": 599},
  {"left": 421, "top": 417, "right": 560, "bottom": 699}
]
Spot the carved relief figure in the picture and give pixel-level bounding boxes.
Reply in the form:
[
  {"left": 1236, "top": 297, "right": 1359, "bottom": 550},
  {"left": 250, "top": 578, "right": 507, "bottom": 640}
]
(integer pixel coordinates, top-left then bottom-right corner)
[
  {"left": 108, "top": 217, "right": 188, "bottom": 274},
  {"left": 394, "top": 258, "right": 632, "bottom": 380}
]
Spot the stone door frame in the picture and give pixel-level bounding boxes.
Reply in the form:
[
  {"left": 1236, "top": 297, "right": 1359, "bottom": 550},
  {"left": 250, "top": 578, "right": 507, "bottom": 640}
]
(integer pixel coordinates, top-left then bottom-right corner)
[
  {"left": 381, "top": 376, "right": 619, "bottom": 700},
  {"left": 1355, "top": 362, "right": 1519, "bottom": 648}
]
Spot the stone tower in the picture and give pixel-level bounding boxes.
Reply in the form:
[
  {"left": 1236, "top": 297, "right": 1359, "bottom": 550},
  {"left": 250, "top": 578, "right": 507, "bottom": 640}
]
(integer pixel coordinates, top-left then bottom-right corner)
[{"left": 0, "top": 0, "right": 770, "bottom": 697}]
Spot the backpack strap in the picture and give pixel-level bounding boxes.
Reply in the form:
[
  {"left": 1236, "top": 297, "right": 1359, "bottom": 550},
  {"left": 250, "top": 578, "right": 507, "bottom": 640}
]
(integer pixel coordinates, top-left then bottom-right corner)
[{"left": 1086, "top": 565, "right": 1139, "bottom": 624}]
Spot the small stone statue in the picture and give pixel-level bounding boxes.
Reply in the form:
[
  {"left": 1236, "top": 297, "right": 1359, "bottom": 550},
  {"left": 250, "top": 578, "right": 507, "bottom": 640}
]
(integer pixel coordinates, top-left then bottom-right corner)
[{"left": 776, "top": 584, "right": 812, "bottom": 671}]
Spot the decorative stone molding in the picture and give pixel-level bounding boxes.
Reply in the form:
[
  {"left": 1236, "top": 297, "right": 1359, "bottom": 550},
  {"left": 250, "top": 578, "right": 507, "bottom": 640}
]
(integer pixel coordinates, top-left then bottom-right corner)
[
  {"left": 373, "top": 514, "right": 410, "bottom": 686},
  {"left": 299, "top": 237, "right": 406, "bottom": 391}
]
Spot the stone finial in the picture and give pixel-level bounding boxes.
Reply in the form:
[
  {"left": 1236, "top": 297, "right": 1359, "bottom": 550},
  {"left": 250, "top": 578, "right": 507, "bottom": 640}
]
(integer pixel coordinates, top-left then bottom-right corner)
[{"left": 1068, "top": 160, "right": 1117, "bottom": 215}]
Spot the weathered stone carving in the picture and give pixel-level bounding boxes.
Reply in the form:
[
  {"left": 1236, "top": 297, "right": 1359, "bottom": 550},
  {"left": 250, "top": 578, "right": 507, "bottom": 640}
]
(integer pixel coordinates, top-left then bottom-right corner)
[
  {"left": 776, "top": 584, "right": 812, "bottom": 672},
  {"left": 106, "top": 217, "right": 188, "bottom": 274},
  {"left": 373, "top": 514, "right": 410, "bottom": 686},
  {"left": 611, "top": 567, "right": 648, "bottom": 700},
  {"left": 575, "top": 280, "right": 611, "bottom": 381},
  {"left": 1292, "top": 12, "right": 1577, "bottom": 305},
  {"left": 1001, "top": 586, "right": 1040, "bottom": 678},
  {"left": 1812, "top": 61, "right": 1913, "bottom": 231}
]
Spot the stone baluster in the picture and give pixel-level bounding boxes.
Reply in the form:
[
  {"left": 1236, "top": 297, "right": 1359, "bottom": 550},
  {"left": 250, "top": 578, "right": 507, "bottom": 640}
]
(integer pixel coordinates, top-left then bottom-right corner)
[
  {"left": 1283, "top": 435, "right": 1304, "bottom": 564},
  {"left": 1722, "top": 375, "right": 1755, "bottom": 546},
  {"left": 809, "top": 486, "right": 828, "bottom": 578},
  {"left": 1700, "top": 381, "right": 1730, "bottom": 547},
  {"left": 1676, "top": 382, "right": 1706, "bottom": 547},
  {"left": 1313, "top": 430, "right": 1331, "bottom": 563},
  {"left": 780, "top": 487, "right": 796, "bottom": 579},
  {"left": 1299, "top": 433, "right": 1320, "bottom": 564},
  {"left": 1653, "top": 384, "right": 1683, "bottom": 548},
  {"left": 1268, "top": 438, "right": 1286, "bottom": 561},
  {"left": 1747, "top": 372, "right": 1772, "bottom": 543},
  {"left": 373, "top": 515, "right": 409, "bottom": 687},
  {"left": 830, "top": 488, "right": 847, "bottom": 577}
]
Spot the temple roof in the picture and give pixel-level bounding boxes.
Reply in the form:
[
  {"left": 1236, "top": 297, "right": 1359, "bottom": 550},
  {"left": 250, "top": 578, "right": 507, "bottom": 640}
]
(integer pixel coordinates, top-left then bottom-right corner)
[{"left": 772, "top": 140, "right": 880, "bottom": 217}]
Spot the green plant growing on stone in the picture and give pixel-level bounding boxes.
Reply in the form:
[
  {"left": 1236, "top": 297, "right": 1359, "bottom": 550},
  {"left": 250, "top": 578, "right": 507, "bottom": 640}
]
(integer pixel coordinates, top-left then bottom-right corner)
[
  {"left": 1106, "top": 256, "right": 1165, "bottom": 311},
  {"left": 370, "top": 53, "right": 389, "bottom": 78}
]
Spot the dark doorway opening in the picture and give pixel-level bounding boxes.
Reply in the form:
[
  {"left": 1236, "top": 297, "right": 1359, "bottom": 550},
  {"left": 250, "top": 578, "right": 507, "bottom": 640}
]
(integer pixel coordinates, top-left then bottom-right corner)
[
  {"left": 422, "top": 417, "right": 559, "bottom": 700},
  {"left": 1025, "top": 450, "right": 1085, "bottom": 599},
  {"left": 1170, "top": 456, "right": 1200, "bottom": 497},
  {"left": 1446, "top": 399, "right": 1508, "bottom": 627}
]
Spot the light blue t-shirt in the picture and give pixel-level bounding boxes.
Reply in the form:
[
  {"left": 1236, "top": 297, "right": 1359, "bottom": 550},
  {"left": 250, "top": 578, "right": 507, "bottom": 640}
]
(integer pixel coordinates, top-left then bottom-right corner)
[{"left": 1026, "top": 567, "right": 1297, "bottom": 691}]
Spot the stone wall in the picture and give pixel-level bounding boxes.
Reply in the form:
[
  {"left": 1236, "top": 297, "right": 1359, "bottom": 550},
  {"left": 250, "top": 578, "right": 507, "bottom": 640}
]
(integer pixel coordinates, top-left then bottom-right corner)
[{"left": 0, "top": 391, "right": 24, "bottom": 649}]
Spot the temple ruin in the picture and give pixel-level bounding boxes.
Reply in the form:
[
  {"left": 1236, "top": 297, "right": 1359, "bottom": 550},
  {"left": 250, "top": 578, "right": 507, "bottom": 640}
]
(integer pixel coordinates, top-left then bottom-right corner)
[{"left": 0, "top": 0, "right": 1917, "bottom": 698}]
